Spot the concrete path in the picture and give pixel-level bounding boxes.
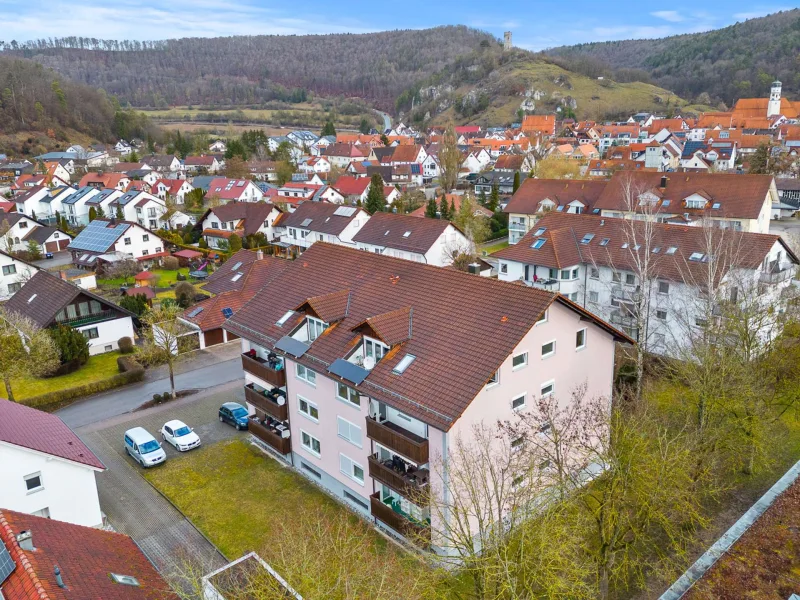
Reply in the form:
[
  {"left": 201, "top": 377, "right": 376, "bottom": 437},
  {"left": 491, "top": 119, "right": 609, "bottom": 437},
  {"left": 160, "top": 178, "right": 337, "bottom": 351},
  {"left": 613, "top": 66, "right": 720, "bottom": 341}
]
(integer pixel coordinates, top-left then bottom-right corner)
[
  {"left": 76, "top": 382, "right": 245, "bottom": 586},
  {"left": 57, "top": 344, "right": 245, "bottom": 429}
]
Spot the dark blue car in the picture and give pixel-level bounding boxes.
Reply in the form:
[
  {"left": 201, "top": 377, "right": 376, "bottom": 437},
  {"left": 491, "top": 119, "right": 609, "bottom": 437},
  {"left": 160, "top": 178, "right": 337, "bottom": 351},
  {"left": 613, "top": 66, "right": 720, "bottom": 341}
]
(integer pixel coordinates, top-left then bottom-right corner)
[{"left": 219, "top": 402, "right": 249, "bottom": 430}]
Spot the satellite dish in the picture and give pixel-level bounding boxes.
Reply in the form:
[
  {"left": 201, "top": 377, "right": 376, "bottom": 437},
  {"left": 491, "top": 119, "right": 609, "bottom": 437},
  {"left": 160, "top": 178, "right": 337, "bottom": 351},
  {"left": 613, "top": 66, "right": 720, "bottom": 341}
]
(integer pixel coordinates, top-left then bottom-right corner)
[
  {"left": 363, "top": 356, "right": 376, "bottom": 371},
  {"left": 276, "top": 396, "right": 286, "bottom": 406}
]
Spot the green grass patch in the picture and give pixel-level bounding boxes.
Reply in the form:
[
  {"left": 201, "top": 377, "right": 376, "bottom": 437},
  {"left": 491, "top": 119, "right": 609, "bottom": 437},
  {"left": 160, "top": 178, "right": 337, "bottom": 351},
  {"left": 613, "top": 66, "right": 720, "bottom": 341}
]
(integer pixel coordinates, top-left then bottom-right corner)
[
  {"left": 482, "top": 239, "right": 509, "bottom": 255},
  {"left": 13, "top": 352, "right": 123, "bottom": 401},
  {"left": 99, "top": 267, "right": 189, "bottom": 289}
]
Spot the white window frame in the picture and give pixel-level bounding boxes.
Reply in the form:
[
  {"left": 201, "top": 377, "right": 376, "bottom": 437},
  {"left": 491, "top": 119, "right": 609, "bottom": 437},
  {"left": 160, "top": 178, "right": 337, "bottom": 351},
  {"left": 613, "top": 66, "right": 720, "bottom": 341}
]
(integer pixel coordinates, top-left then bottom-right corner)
[
  {"left": 576, "top": 328, "right": 587, "bottom": 350},
  {"left": 511, "top": 393, "right": 526, "bottom": 411},
  {"left": 307, "top": 316, "right": 326, "bottom": 341},
  {"left": 363, "top": 336, "right": 388, "bottom": 361},
  {"left": 296, "top": 363, "right": 317, "bottom": 386},
  {"left": 486, "top": 369, "right": 500, "bottom": 388},
  {"left": 536, "top": 309, "right": 548, "bottom": 325},
  {"left": 658, "top": 280, "right": 670, "bottom": 295},
  {"left": 337, "top": 416, "right": 363, "bottom": 448},
  {"left": 24, "top": 472, "right": 43, "bottom": 493},
  {"left": 298, "top": 395, "right": 319, "bottom": 422},
  {"left": 540, "top": 380, "right": 555, "bottom": 398},
  {"left": 511, "top": 351, "right": 528, "bottom": 370},
  {"left": 300, "top": 430, "right": 321, "bottom": 457},
  {"left": 541, "top": 340, "right": 556, "bottom": 358},
  {"left": 339, "top": 453, "right": 365, "bottom": 485},
  {"left": 336, "top": 382, "right": 360, "bottom": 408}
]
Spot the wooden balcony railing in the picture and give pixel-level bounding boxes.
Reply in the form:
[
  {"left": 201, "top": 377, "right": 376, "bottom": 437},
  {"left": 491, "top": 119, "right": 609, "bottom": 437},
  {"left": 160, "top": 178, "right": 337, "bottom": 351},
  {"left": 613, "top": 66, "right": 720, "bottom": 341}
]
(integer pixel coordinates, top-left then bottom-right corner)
[
  {"left": 370, "top": 492, "right": 430, "bottom": 544},
  {"left": 244, "top": 383, "right": 288, "bottom": 421},
  {"left": 368, "top": 454, "right": 429, "bottom": 498},
  {"left": 241, "top": 353, "right": 287, "bottom": 388},
  {"left": 366, "top": 417, "right": 429, "bottom": 464},
  {"left": 248, "top": 417, "right": 291, "bottom": 455}
]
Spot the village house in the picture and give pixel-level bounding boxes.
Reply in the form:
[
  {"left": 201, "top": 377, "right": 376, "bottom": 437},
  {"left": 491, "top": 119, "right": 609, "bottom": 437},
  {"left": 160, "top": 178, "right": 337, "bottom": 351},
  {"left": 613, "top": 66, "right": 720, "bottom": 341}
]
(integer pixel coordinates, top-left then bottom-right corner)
[
  {"left": 276, "top": 202, "right": 369, "bottom": 253},
  {"left": 12, "top": 186, "right": 51, "bottom": 219},
  {"left": 68, "top": 218, "right": 168, "bottom": 267},
  {"left": 112, "top": 190, "right": 169, "bottom": 230},
  {"left": 5, "top": 270, "right": 136, "bottom": 355},
  {"left": 0, "top": 211, "right": 72, "bottom": 254},
  {"left": 474, "top": 171, "right": 523, "bottom": 197},
  {"left": 197, "top": 202, "right": 282, "bottom": 250},
  {"left": 143, "top": 154, "right": 183, "bottom": 174},
  {"left": 209, "top": 140, "right": 227, "bottom": 153},
  {"left": 492, "top": 211, "right": 797, "bottom": 357},
  {"left": 0, "top": 401, "right": 105, "bottom": 527},
  {"left": 222, "top": 242, "right": 630, "bottom": 551},
  {"left": 206, "top": 177, "right": 264, "bottom": 203},
  {"left": 79, "top": 172, "right": 130, "bottom": 191},
  {"left": 152, "top": 178, "right": 195, "bottom": 204},
  {"left": 322, "top": 143, "right": 370, "bottom": 169},
  {"left": 0, "top": 250, "right": 40, "bottom": 300},
  {"left": 184, "top": 155, "right": 222, "bottom": 174},
  {"left": 352, "top": 211, "right": 471, "bottom": 267}
]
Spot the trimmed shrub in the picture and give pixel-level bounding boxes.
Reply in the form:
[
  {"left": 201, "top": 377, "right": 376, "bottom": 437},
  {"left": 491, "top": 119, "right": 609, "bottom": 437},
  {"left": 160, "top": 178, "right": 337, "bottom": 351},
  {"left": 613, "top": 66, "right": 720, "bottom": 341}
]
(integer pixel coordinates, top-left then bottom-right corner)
[
  {"left": 48, "top": 323, "right": 89, "bottom": 369},
  {"left": 118, "top": 337, "right": 135, "bottom": 354},
  {"left": 176, "top": 272, "right": 187, "bottom": 281},
  {"left": 153, "top": 393, "right": 162, "bottom": 402},
  {"left": 175, "top": 281, "right": 196, "bottom": 308},
  {"left": 163, "top": 256, "right": 179, "bottom": 270}
]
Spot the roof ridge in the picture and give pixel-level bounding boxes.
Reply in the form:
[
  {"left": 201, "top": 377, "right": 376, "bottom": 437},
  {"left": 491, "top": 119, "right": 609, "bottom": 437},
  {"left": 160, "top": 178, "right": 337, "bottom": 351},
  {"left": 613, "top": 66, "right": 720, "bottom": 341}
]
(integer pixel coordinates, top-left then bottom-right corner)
[{"left": 0, "top": 511, "right": 51, "bottom": 600}]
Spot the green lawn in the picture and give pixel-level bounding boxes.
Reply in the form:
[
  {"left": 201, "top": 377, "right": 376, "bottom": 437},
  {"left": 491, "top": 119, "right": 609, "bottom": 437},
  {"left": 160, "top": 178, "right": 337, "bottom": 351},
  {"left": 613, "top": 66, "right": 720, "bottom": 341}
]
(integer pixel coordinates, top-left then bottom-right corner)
[
  {"left": 482, "top": 239, "right": 509, "bottom": 255},
  {"left": 13, "top": 351, "right": 122, "bottom": 401},
  {"left": 99, "top": 267, "right": 190, "bottom": 289}
]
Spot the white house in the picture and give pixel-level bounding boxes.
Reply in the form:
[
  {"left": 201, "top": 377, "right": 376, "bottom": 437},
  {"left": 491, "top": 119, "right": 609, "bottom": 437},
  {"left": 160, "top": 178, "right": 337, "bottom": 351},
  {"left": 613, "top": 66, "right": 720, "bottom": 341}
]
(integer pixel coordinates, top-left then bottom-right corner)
[
  {"left": 69, "top": 218, "right": 169, "bottom": 267},
  {"left": 0, "top": 212, "right": 72, "bottom": 254},
  {"left": 198, "top": 202, "right": 282, "bottom": 250},
  {"left": 0, "top": 250, "right": 40, "bottom": 300},
  {"left": 153, "top": 178, "right": 195, "bottom": 204},
  {"left": 0, "top": 401, "right": 105, "bottom": 527},
  {"left": 277, "top": 202, "right": 369, "bottom": 250},
  {"left": 206, "top": 177, "right": 264, "bottom": 203},
  {"left": 113, "top": 190, "right": 168, "bottom": 230},
  {"left": 115, "top": 140, "right": 132, "bottom": 155},
  {"left": 209, "top": 140, "right": 227, "bottom": 153},
  {"left": 13, "top": 186, "right": 51, "bottom": 218},
  {"left": 352, "top": 211, "right": 469, "bottom": 266}
]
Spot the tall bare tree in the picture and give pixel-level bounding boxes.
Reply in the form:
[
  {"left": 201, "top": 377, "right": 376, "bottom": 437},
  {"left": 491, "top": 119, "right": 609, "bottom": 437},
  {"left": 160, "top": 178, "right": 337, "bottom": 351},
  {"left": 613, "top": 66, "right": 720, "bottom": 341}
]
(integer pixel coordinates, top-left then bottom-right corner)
[{"left": 438, "top": 124, "right": 463, "bottom": 193}]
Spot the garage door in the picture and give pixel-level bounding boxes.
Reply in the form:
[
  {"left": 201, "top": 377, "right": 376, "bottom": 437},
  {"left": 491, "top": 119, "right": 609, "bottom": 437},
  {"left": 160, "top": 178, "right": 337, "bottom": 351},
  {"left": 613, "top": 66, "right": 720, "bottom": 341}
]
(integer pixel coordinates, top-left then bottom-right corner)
[
  {"left": 45, "top": 241, "right": 58, "bottom": 253},
  {"left": 204, "top": 328, "right": 224, "bottom": 347},
  {"left": 58, "top": 239, "right": 70, "bottom": 250},
  {"left": 227, "top": 332, "right": 239, "bottom": 341}
]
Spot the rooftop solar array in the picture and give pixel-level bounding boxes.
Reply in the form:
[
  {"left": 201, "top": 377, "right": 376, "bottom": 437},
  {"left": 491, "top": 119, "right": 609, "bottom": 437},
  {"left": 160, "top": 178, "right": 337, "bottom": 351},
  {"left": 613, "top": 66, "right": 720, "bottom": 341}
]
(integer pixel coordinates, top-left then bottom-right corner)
[
  {"left": 328, "top": 358, "right": 369, "bottom": 386},
  {"left": 222, "top": 307, "right": 234, "bottom": 318},
  {"left": 333, "top": 206, "right": 356, "bottom": 217},
  {"left": 69, "top": 219, "right": 131, "bottom": 252},
  {"left": 0, "top": 542, "right": 15, "bottom": 585},
  {"left": 275, "top": 335, "right": 309, "bottom": 358}
]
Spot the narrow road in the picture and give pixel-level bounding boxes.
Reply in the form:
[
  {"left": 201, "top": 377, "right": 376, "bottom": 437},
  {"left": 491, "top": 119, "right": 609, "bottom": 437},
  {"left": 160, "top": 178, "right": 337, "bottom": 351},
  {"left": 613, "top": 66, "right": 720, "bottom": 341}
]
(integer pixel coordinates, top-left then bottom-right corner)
[
  {"left": 57, "top": 357, "right": 244, "bottom": 429},
  {"left": 375, "top": 109, "right": 391, "bottom": 132}
]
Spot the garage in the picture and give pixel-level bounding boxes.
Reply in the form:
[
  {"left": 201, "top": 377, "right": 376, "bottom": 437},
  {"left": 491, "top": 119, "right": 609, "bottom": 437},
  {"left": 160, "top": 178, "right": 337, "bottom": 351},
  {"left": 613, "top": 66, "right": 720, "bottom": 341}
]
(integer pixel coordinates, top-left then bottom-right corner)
[
  {"left": 58, "top": 239, "right": 70, "bottom": 250},
  {"left": 45, "top": 241, "right": 59, "bottom": 253},
  {"left": 203, "top": 328, "right": 225, "bottom": 347}
]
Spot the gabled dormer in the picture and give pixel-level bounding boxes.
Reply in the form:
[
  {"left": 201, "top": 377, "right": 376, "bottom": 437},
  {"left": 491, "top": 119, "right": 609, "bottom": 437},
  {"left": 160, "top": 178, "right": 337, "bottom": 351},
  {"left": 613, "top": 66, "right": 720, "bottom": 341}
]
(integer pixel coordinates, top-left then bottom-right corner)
[
  {"left": 348, "top": 306, "right": 412, "bottom": 370},
  {"left": 684, "top": 190, "right": 713, "bottom": 210},
  {"left": 290, "top": 289, "right": 351, "bottom": 343}
]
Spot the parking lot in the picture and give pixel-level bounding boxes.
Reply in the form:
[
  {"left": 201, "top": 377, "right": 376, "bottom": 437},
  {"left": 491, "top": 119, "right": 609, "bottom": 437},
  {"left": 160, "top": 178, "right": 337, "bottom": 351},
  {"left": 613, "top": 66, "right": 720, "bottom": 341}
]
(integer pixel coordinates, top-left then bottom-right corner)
[{"left": 75, "top": 381, "right": 248, "bottom": 583}]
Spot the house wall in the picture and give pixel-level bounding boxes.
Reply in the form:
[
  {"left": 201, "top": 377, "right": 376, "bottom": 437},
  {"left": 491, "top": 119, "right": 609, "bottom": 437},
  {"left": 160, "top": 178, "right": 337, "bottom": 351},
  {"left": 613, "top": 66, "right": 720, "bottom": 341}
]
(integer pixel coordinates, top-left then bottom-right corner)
[
  {"left": 0, "top": 254, "right": 37, "bottom": 300},
  {"left": 0, "top": 443, "right": 103, "bottom": 527},
  {"left": 77, "top": 316, "right": 135, "bottom": 355},
  {"left": 111, "top": 224, "right": 165, "bottom": 260}
]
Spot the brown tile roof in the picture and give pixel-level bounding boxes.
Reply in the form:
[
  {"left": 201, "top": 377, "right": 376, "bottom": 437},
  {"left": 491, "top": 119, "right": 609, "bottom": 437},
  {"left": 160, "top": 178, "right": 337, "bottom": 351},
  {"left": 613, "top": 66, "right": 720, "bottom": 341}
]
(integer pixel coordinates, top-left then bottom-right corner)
[
  {"left": 389, "top": 144, "right": 421, "bottom": 163},
  {"left": 494, "top": 155, "right": 525, "bottom": 171},
  {"left": 352, "top": 212, "right": 452, "bottom": 255},
  {"left": 277, "top": 202, "right": 366, "bottom": 236},
  {"left": 224, "top": 243, "right": 630, "bottom": 430},
  {"left": 0, "top": 509, "right": 174, "bottom": 600},
  {"left": 0, "top": 401, "right": 104, "bottom": 468},
  {"left": 492, "top": 212, "right": 796, "bottom": 283},
  {"left": 505, "top": 179, "right": 607, "bottom": 215},
  {"left": 352, "top": 306, "right": 412, "bottom": 346},
  {"left": 295, "top": 289, "right": 351, "bottom": 323},
  {"left": 594, "top": 172, "right": 774, "bottom": 220},
  {"left": 4, "top": 271, "right": 131, "bottom": 328},
  {"left": 521, "top": 114, "right": 556, "bottom": 136},
  {"left": 200, "top": 202, "right": 278, "bottom": 237}
]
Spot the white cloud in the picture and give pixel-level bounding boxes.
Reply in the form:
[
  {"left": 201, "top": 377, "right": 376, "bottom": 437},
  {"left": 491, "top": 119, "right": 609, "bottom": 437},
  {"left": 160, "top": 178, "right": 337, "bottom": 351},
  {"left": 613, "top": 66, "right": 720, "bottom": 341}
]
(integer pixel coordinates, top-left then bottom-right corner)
[
  {"left": 651, "top": 10, "right": 684, "bottom": 23},
  {"left": 733, "top": 7, "right": 791, "bottom": 20}
]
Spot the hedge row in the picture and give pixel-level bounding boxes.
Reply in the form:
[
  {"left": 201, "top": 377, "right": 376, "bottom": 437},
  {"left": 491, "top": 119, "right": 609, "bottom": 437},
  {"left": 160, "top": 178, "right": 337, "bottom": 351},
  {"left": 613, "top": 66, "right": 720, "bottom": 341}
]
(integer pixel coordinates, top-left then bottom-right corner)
[{"left": 23, "top": 357, "right": 146, "bottom": 411}]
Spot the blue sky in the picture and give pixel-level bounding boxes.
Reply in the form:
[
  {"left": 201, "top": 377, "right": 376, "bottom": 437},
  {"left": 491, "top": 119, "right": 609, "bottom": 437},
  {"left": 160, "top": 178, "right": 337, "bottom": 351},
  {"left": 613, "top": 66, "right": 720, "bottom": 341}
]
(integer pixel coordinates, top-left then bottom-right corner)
[{"left": 0, "top": 0, "right": 791, "bottom": 48}]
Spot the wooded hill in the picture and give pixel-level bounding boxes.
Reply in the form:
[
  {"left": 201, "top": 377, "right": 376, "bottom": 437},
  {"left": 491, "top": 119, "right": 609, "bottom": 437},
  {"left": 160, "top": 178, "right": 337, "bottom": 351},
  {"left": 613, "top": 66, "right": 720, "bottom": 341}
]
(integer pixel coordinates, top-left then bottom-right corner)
[
  {"left": 1, "top": 27, "right": 493, "bottom": 110},
  {"left": 401, "top": 46, "right": 686, "bottom": 125},
  {"left": 547, "top": 9, "right": 800, "bottom": 106}
]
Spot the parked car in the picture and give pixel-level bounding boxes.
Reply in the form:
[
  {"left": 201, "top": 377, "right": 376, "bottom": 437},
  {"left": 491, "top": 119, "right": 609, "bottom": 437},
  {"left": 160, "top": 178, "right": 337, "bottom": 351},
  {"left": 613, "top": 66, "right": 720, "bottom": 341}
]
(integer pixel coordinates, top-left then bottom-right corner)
[
  {"left": 160, "top": 419, "right": 201, "bottom": 451},
  {"left": 44, "top": 252, "right": 54, "bottom": 259},
  {"left": 219, "top": 402, "right": 249, "bottom": 430},
  {"left": 124, "top": 427, "right": 166, "bottom": 467}
]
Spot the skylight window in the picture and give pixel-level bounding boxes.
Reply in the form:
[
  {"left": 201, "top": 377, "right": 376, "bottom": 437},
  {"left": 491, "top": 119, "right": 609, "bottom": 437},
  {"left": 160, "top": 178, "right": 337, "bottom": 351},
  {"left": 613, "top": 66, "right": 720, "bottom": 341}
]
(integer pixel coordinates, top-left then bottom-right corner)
[
  {"left": 712, "top": 202, "right": 721, "bottom": 209},
  {"left": 403, "top": 231, "right": 411, "bottom": 237},
  {"left": 662, "top": 200, "right": 671, "bottom": 207},
  {"left": 652, "top": 247, "right": 661, "bottom": 253},
  {"left": 621, "top": 243, "right": 629, "bottom": 249},
  {"left": 556, "top": 205, "right": 565, "bottom": 211},
  {"left": 276, "top": 310, "right": 295, "bottom": 326},
  {"left": 534, "top": 227, "right": 546, "bottom": 236},
  {"left": 231, "top": 261, "right": 242, "bottom": 270},
  {"left": 689, "top": 252, "right": 705, "bottom": 262},
  {"left": 580, "top": 233, "right": 595, "bottom": 245},
  {"left": 300, "top": 218, "right": 313, "bottom": 227},
  {"left": 600, "top": 238, "right": 610, "bottom": 246},
  {"left": 532, "top": 238, "right": 547, "bottom": 249},
  {"left": 633, "top": 244, "right": 641, "bottom": 250},
  {"left": 666, "top": 246, "right": 677, "bottom": 255},
  {"left": 592, "top": 208, "right": 600, "bottom": 214},
  {"left": 384, "top": 230, "right": 390, "bottom": 236},
  {"left": 231, "top": 272, "right": 243, "bottom": 282},
  {"left": 27, "top": 294, "right": 37, "bottom": 303},
  {"left": 392, "top": 353, "right": 416, "bottom": 375},
  {"left": 110, "top": 574, "right": 140, "bottom": 587}
]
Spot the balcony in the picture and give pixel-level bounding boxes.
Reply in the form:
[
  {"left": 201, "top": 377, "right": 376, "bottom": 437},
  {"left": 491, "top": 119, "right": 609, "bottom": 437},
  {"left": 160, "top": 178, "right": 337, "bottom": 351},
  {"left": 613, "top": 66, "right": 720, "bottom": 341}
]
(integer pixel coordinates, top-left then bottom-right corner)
[
  {"left": 366, "top": 417, "right": 429, "bottom": 464},
  {"left": 244, "top": 383, "right": 288, "bottom": 421},
  {"left": 369, "top": 492, "right": 430, "bottom": 544},
  {"left": 248, "top": 416, "right": 291, "bottom": 455},
  {"left": 368, "top": 454, "right": 429, "bottom": 498},
  {"left": 760, "top": 266, "right": 795, "bottom": 284},
  {"left": 56, "top": 309, "right": 118, "bottom": 328},
  {"left": 527, "top": 278, "right": 559, "bottom": 292},
  {"left": 241, "top": 352, "right": 287, "bottom": 388},
  {"left": 610, "top": 310, "right": 637, "bottom": 329}
]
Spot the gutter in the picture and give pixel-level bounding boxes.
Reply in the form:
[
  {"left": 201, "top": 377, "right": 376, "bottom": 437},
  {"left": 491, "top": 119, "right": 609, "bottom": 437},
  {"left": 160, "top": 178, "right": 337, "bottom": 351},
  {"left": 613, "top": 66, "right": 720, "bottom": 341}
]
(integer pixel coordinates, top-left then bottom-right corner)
[{"left": 660, "top": 458, "right": 800, "bottom": 599}]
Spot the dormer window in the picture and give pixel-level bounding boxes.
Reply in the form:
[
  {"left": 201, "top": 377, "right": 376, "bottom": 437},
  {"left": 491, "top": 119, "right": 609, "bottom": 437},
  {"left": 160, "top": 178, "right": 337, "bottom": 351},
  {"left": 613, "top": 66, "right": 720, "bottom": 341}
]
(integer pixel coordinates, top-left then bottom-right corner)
[
  {"left": 307, "top": 317, "right": 327, "bottom": 341},
  {"left": 364, "top": 337, "right": 388, "bottom": 362},
  {"left": 685, "top": 198, "right": 707, "bottom": 209}
]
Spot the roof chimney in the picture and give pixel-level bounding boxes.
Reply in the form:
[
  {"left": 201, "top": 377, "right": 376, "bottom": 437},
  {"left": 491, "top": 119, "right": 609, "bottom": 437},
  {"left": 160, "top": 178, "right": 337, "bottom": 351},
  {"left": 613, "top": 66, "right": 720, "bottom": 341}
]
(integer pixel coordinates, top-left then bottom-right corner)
[
  {"left": 660, "top": 175, "right": 668, "bottom": 188},
  {"left": 59, "top": 269, "right": 67, "bottom": 280},
  {"left": 54, "top": 566, "right": 67, "bottom": 589},
  {"left": 16, "top": 530, "right": 34, "bottom": 551},
  {"left": 600, "top": 219, "right": 605, "bottom": 226},
  {"left": 256, "top": 249, "right": 264, "bottom": 261}
]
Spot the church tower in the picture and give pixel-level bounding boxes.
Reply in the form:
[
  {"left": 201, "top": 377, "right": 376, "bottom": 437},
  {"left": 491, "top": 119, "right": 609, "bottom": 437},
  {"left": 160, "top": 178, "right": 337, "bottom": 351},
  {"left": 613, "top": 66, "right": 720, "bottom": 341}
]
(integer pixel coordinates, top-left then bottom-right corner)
[
  {"left": 768, "top": 80, "right": 782, "bottom": 118},
  {"left": 504, "top": 31, "right": 512, "bottom": 51}
]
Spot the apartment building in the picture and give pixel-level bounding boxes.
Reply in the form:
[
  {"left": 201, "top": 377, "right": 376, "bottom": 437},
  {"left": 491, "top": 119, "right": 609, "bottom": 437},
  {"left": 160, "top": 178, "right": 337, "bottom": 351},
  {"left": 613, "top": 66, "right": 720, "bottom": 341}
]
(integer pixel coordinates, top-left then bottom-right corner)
[
  {"left": 223, "top": 243, "right": 630, "bottom": 552},
  {"left": 492, "top": 212, "right": 798, "bottom": 357}
]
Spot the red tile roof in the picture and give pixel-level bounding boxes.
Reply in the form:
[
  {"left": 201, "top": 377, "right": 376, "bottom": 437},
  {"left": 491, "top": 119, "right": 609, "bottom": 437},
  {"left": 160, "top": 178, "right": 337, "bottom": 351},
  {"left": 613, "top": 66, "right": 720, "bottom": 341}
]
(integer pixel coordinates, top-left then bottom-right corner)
[
  {"left": 352, "top": 211, "right": 453, "bottom": 255},
  {"left": 332, "top": 176, "right": 371, "bottom": 197},
  {"left": 276, "top": 201, "right": 366, "bottom": 236},
  {"left": 225, "top": 243, "right": 631, "bottom": 430},
  {"left": 0, "top": 401, "right": 104, "bottom": 469},
  {"left": 505, "top": 179, "right": 607, "bottom": 215},
  {"left": 200, "top": 202, "right": 278, "bottom": 237},
  {"left": 0, "top": 509, "right": 174, "bottom": 600},
  {"left": 207, "top": 178, "right": 258, "bottom": 200}
]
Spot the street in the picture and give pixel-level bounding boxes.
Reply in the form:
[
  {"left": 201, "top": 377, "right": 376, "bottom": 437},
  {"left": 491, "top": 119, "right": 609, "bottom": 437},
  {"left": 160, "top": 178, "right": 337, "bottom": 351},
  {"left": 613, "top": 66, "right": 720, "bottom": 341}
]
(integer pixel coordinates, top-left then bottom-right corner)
[{"left": 57, "top": 353, "right": 245, "bottom": 428}]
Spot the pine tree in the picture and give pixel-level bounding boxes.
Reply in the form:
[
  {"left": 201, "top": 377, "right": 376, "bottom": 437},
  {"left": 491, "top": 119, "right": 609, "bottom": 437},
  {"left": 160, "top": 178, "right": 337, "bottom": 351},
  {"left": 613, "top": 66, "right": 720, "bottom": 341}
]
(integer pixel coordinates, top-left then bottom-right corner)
[
  {"left": 116, "top": 205, "right": 124, "bottom": 220},
  {"left": 478, "top": 188, "right": 488, "bottom": 206},
  {"left": 513, "top": 171, "right": 521, "bottom": 193},
  {"left": 439, "top": 194, "right": 450, "bottom": 220},
  {"left": 228, "top": 233, "right": 242, "bottom": 253},
  {"left": 321, "top": 120, "right": 336, "bottom": 137},
  {"left": 425, "top": 197, "right": 438, "bottom": 218},
  {"left": 449, "top": 199, "right": 455, "bottom": 217},
  {"left": 488, "top": 184, "right": 500, "bottom": 212},
  {"left": 364, "top": 174, "right": 386, "bottom": 215},
  {"left": 88, "top": 206, "right": 97, "bottom": 222}
]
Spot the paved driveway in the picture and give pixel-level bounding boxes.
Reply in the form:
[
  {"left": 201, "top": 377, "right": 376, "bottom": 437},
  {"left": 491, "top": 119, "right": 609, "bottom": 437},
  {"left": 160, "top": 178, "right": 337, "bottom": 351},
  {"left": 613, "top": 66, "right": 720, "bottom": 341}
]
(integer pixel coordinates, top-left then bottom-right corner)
[{"left": 76, "top": 382, "right": 246, "bottom": 584}]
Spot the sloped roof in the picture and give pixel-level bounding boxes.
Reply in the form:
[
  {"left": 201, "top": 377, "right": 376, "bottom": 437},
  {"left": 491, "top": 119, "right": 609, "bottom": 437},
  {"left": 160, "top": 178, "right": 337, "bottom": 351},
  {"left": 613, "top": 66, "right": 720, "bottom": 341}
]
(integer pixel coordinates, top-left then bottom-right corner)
[
  {"left": 201, "top": 202, "right": 277, "bottom": 236},
  {"left": 352, "top": 211, "right": 452, "bottom": 255},
  {"left": 295, "top": 289, "right": 351, "bottom": 323},
  {"left": 0, "top": 509, "right": 173, "bottom": 600},
  {"left": 224, "top": 243, "right": 630, "bottom": 431},
  {"left": 0, "top": 401, "right": 104, "bottom": 469},
  {"left": 277, "top": 201, "right": 365, "bottom": 236},
  {"left": 505, "top": 179, "right": 607, "bottom": 215}
]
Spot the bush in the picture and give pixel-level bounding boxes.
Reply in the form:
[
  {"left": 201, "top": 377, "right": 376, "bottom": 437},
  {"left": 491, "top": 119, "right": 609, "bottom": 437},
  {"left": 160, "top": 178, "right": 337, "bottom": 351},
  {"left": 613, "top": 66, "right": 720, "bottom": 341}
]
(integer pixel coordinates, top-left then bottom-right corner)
[
  {"left": 23, "top": 358, "right": 145, "bottom": 410},
  {"left": 175, "top": 281, "right": 196, "bottom": 308},
  {"left": 153, "top": 393, "right": 162, "bottom": 402},
  {"left": 119, "top": 294, "right": 149, "bottom": 316},
  {"left": 163, "top": 256, "right": 179, "bottom": 270},
  {"left": 118, "top": 336, "right": 135, "bottom": 354},
  {"left": 48, "top": 324, "right": 89, "bottom": 368},
  {"left": 177, "top": 272, "right": 187, "bottom": 281},
  {"left": 198, "top": 238, "right": 208, "bottom": 249}
]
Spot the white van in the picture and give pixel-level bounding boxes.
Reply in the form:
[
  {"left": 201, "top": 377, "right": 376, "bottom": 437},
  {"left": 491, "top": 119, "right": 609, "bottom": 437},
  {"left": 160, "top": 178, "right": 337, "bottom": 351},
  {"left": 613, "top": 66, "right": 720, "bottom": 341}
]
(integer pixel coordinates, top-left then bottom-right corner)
[{"left": 124, "top": 427, "right": 167, "bottom": 467}]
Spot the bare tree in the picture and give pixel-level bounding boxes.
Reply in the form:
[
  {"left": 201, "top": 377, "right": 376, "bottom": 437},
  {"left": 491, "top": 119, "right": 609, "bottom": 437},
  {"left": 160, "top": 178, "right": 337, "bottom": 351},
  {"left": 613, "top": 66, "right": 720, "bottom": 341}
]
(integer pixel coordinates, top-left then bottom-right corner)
[
  {"left": 438, "top": 124, "right": 463, "bottom": 193},
  {"left": 105, "top": 258, "right": 141, "bottom": 285},
  {"left": 139, "top": 303, "right": 193, "bottom": 399}
]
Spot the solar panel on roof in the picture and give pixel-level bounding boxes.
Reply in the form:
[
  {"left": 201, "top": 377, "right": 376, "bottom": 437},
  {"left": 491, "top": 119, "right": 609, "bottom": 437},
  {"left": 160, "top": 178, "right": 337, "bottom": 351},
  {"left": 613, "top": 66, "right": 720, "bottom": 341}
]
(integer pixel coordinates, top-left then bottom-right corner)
[
  {"left": 333, "top": 206, "right": 356, "bottom": 217},
  {"left": 300, "top": 218, "right": 313, "bottom": 227},
  {"left": 222, "top": 307, "right": 234, "bottom": 318},
  {"left": 187, "top": 307, "right": 204, "bottom": 318},
  {"left": 328, "top": 358, "right": 369, "bottom": 386},
  {"left": 0, "top": 542, "right": 14, "bottom": 585},
  {"left": 275, "top": 335, "right": 309, "bottom": 358}
]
